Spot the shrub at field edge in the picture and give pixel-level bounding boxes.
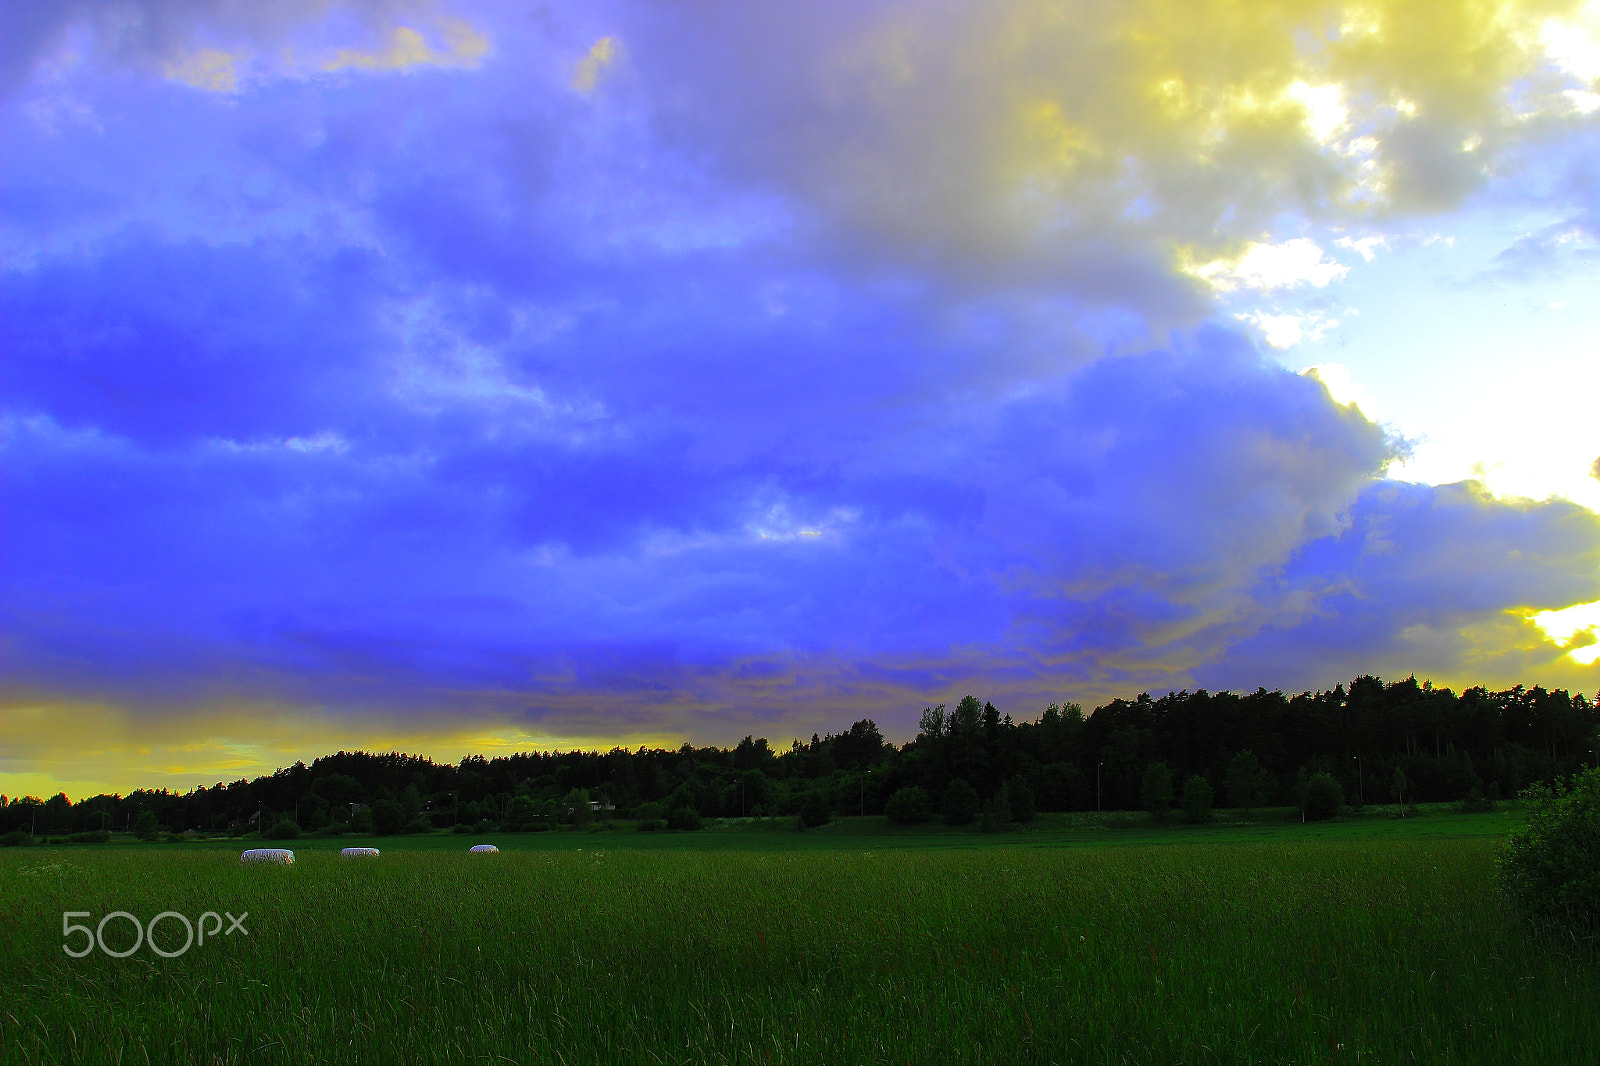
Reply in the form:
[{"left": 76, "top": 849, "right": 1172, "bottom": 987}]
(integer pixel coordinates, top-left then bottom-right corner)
[{"left": 1500, "top": 767, "right": 1600, "bottom": 937}]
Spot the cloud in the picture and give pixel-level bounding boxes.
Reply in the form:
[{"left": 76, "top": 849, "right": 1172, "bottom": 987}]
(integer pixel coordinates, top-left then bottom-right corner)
[
  {"left": 572, "top": 35, "right": 617, "bottom": 95},
  {"left": 1333, "top": 234, "right": 1389, "bottom": 262},
  {"left": 319, "top": 20, "right": 488, "bottom": 75},
  {"left": 1532, "top": 600, "right": 1600, "bottom": 665},
  {"left": 1236, "top": 309, "right": 1340, "bottom": 349},
  {"left": 2, "top": 0, "right": 489, "bottom": 99},
  {"left": 1485, "top": 222, "right": 1598, "bottom": 279},
  {"left": 0, "top": 320, "right": 1406, "bottom": 729},
  {"left": 1202, "top": 481, "right": 1600, "bottom": 691},
  {"left": 1541, "top": 1, "right": 1600, "bottom": 82},
  {"left": 5, "top": 0, "right": 1600, "bottom": 789},
  {"left": 1300, "top": 363, "right": 1383, "bottom": 420},
  {"left": 1190, "top": 239, "right": 1351, "bottom": 294},
  {"left": 163, "top": 48, "right": 238, "bottom": 92}
]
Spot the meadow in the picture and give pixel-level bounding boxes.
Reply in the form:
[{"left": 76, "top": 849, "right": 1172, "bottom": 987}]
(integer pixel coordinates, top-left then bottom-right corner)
[{"left": 4, "top": 810, "right": 1596, "bottom": 1065}]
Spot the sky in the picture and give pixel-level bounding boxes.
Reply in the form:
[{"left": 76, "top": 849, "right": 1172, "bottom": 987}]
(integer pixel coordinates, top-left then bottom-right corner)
[{"left": 3, "top": 0, "right": 1600, "bottom": 800}]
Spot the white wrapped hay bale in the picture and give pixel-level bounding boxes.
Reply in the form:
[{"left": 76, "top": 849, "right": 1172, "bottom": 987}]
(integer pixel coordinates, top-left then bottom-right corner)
[
  {"left": 468, "top": 844, "right": 499, "bottom": 854},
  {"left": 340, "top": 847, "right": 380, "bottom": 858},
  {"left": 240, "top": 848, "right": 295, "bottom": 864}
]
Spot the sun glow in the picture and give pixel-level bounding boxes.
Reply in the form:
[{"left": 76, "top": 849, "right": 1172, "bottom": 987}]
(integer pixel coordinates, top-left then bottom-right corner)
[{"left": 1531, "top": 601, "right": 1600, "bottom": 665}]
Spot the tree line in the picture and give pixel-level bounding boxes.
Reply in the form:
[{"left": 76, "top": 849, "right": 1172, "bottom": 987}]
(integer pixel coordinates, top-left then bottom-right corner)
[{"left": 3, "top": 675, "right": 1596, "bottom": 839}]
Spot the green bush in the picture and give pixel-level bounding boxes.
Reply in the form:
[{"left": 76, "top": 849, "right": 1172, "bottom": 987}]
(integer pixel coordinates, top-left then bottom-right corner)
[
  {"left": 266, "top": 819, "right": 300, "bottom": 840},
  {"left": 942, "top": 779, "right": 979, "bottom": 826},
  {"left": 800, "top": 792, "right": 832, "bottom": 828},
  {"left": 371, "top": 799, "right": 404, "bottom": 836},
  {"left": 1, "top": 831, "right": 33, "bottom": 847},
  {"left": 1181, "top": 775, "right": 1214, "bottom": 824},
  {"left": 1142, "top": 763, "right": 1173, "bottom": 819},
  {"left": 1007, "top": 777, "right": 1037, "bottom": 823},
  {"left": 1500, "top": 769, "right": 1600, "bottom": 935},
  {"left": 990, "top": 783, "right": 1013, "bottom": 826},
  {"left": 69, "top": 831, "right": 112, "bottom": 844},
  {"left": 1304, "top": 773, "right": 1344, "bottom": 821},
  {"left": 503, "top": 796, "right": 539, "bottom": 832},
  {"left": 564, "top": 790, "right": 593, "bottom": 828},
  {"left": 1226, "top": 750, "right": 1269, "bottom": 814},
  {"left": 667, "top": 805, "right": 703, "bottom": 831},
  {"left": 884, "top": 786, "right": 933, "bottom": 824}
]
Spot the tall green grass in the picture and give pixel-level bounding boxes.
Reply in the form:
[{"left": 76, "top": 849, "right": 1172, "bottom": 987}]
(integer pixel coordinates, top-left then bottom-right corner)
[{"left": 4, "top": 833, "right": 1595, "bottom": 1064}]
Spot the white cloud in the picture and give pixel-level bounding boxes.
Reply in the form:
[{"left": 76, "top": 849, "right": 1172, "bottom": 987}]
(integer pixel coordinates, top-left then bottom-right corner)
[
  {"left": 1301, "top": 363, "right": 1382, "bottom": 419},
  {"left": 285, "top": 432, "right": 349, "bottom": 454},
  {"left": 1237, "top": 310, "right": 1338, "bottom": 349},
  {"left": 1333, "top": 235, "right": 1389, "bottom": 263},
  {"left": 1189, "top": 239, "right": 1349, "bottom": 293},
  {"left": 1541, "top": 3, "right": 1600, "bottom": 82},
  {"left": 1564, "top": 89, "right": 1600, "bottom": 114},
  {"left": 1286, "top": 81, "right": 1348, "bottom": 144}
]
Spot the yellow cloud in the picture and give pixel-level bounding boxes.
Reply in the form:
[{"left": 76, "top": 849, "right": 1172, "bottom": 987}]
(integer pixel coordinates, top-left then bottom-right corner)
[
  {"left": 573, "top": 36, "right": 619, "bottom": 94},
  {"left": 1542, "top": 0, "right": 1600, "bottom": 79},
  {"left": 1183, "top": 238, "right": 1349, "bottom": 292},
  {"left": 1530, "top": 600, "right": 1600, "bottom": 665},
  {"left": 163, "top": 49, "right": 240, "bottom": 93},
  {"left": 0, "top": 696, "right": 684, "bottom": 800},
  {"left": 158, "top": 20, "right": 490, "bottom": 92},
  {"left": 323, "top": 20, "right": 489, "bottom": 74},
  {"left": 800, "top": 0, "right": 1596, "bottom": 270}
]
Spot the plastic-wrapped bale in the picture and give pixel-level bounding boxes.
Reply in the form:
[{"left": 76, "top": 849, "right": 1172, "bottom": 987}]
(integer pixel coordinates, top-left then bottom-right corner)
[
  {"left": 468, "top": 844, "right": 499, "bottom": 854},
  {"left": 340, "top": 847, "right": 380, "bottom": 858},
  {"left": 241, "top": 849, "right": 295, "bottom": 864}
]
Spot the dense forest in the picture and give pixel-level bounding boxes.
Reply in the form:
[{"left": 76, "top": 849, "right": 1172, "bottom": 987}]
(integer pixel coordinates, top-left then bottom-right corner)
[{"left": 4, "top": 675, "right": 1597, "bottom": 838}]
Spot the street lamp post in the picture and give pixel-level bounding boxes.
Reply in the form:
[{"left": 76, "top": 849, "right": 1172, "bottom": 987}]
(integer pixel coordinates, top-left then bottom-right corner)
[
  {"left": 1353, "top": 755, "right": 1364, "bottom": 807},
  {"left": 1097, "top": 762, "right": 1104, "bottom": 813}
]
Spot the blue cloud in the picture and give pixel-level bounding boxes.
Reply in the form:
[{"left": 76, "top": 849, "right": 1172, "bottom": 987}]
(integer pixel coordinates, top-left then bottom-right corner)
[{"left": 3, "top": 0, "right": 1598, "bottom": 763}]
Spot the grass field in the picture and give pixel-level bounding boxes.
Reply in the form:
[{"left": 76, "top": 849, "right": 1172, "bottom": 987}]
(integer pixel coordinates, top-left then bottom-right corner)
[{"left": 4, "top": 809, "right": 1596, "bottom": 1065}]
